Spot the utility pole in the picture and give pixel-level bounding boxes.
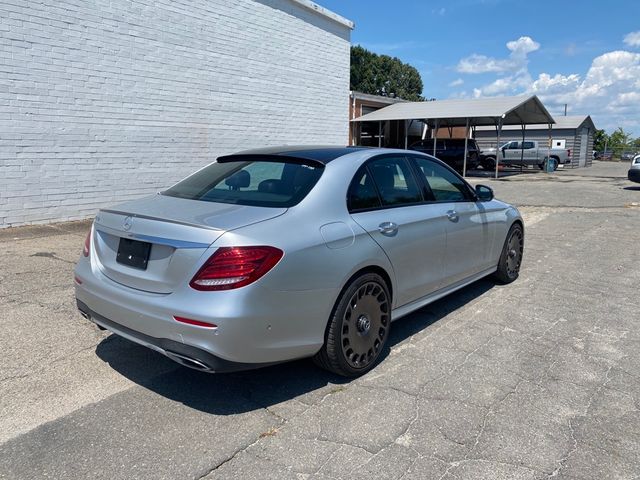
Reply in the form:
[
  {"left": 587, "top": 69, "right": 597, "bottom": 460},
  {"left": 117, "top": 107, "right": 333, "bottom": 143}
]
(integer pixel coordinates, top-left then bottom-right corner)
[{"left": 564, "top": 104, "right": 567, "bottom": 116}]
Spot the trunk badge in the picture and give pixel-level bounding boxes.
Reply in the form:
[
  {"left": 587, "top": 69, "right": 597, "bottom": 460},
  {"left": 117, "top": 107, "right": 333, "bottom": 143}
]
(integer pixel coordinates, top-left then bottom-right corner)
[{"left": 123, "top": 216, "right": 133, "bottom": 231}]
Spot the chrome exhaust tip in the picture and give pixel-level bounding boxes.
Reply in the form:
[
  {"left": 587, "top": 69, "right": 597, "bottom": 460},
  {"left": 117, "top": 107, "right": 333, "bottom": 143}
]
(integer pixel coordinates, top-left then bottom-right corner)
[
  {"left": 164, "top": 351, "right": 213, "bottom": 372},
  {"left": 78, "top": 309, "right": 106, "bottom": 330}
]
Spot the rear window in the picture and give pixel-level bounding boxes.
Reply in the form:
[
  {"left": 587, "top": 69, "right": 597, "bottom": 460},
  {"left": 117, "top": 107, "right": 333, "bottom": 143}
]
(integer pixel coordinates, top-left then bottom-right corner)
[{"left": 162, "top": 158, "right": 323, "bottom": 208}]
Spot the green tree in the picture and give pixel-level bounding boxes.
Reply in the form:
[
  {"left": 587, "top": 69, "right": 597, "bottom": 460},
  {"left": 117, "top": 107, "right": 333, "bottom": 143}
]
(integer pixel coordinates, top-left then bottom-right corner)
[
  {"left": 593, "top": 129, "right": 609, "bottom": 152},
  {"left": 608, "top": 127, "right": 633, "bottom": 153},
  {"left": 350, "top": 45, "right": 424, "bottom": 101}
]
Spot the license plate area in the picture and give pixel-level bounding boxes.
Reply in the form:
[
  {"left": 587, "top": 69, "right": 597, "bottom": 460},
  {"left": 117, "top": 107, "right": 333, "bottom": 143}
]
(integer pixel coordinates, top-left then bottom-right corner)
[{"left": 116, "top": 238, "right": 151, "bottom": 270}]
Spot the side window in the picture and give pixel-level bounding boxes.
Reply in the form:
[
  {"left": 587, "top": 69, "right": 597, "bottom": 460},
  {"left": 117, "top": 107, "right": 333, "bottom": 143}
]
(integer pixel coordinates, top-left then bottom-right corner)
[
  {"left": 412, "top": 158, "right": 470, "bottom": 202},
  {"left": 347, "top": 166, "right": 381, "bottom": 211},
  {"left": 347, "top": 157, "right": 423, "bottom": 211},
  {"left": 508, "top": 142, "right": 520, "bottom": 150},
  {"left": 368, "top": 156, "right": 422, "bottom": 207},
  {"left": 522, "top": 141, "right": 535, "bottom": 149}
]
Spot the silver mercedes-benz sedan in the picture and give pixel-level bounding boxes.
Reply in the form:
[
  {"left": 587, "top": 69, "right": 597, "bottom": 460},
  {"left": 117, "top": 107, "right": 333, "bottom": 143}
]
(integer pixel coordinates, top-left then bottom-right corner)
[{"left": 74, "top": 146, "right": 524, "bottom": 377}]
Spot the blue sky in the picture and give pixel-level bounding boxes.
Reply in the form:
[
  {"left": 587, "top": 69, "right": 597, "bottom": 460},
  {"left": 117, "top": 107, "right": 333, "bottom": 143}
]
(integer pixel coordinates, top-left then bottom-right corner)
[{"left": 319, "top": 0, "right": 640, "bottom": 135}]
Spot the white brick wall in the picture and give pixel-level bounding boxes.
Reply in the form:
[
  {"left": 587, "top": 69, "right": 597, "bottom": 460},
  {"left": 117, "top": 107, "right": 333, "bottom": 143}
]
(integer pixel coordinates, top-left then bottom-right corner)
[{"left": 0, "top": 0, "right": 351, "bottom": 227}]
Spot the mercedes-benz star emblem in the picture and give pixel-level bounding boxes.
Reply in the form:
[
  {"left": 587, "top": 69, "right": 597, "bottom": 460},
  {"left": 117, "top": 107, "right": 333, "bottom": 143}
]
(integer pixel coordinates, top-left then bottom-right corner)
[{"left": 123, "top": 216, "right": 133, "bottom": 231}]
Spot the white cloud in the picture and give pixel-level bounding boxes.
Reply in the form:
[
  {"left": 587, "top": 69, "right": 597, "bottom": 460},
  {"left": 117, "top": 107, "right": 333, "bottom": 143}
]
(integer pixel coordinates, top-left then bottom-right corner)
[
  {"left": 464, "top": 48, "right": 640, "bottom": 132},
  {"left": 506, "top": 36, "right": 540, "bottom": 57},
  {"left": 457, "top": 54, "right": 514, "bottom": 73},
  {"left": 623, "top": 31, "right": 640, "bottom": 48},
  {"left": 531, "top": 73, "right": 581, "bottom": 97},
  {"left": 456, "top": 36, "right": 539, "bottom": 74},
  {"left": 449, "top": 78, "right": 464, "bottom": 87}
]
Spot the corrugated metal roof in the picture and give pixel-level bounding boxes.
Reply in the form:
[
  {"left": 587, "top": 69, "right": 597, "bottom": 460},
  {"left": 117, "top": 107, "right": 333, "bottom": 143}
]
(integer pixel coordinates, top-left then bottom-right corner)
[
  {"left": 351, "top": 95, "right": 555, "bottom": 126},
  {"left": 476, "top": 115, "right": 594, "bottom": 131},
  {"left": 350, "top": 91, "right": 407, "bottom": 105}
]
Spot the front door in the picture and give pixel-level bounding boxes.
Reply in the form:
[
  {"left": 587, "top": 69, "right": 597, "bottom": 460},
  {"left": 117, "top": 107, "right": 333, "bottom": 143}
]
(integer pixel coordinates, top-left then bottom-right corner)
[{"left": 411, "top": 157, "right": 492, "bottom": 285}]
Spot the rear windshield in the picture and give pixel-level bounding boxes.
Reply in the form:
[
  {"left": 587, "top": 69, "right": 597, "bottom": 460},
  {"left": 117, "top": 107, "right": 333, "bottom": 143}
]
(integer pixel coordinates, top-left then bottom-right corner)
[{"left": 161, "top": 158, "right": 324, "bottom": 208}]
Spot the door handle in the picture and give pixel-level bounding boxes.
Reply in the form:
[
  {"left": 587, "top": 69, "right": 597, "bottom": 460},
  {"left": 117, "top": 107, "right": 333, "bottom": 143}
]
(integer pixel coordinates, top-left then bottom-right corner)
[
  {"left": 446, "top": 210, "right": 459, "bottom": 222},
  {"left": 378, "top": 221, "right": 398, "bottom": 236}
]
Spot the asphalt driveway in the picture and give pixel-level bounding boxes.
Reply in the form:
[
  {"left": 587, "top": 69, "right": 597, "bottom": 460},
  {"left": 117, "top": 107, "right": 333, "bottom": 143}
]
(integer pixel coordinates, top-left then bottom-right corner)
[{"left": 1, "top": 161, "right": 639, "bottom": 479}]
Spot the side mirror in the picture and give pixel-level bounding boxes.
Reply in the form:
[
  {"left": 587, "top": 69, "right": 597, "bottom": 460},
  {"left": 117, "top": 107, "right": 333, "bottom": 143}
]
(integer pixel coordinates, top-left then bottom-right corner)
[{"left": 475, "top": 184, "right": 494, "bottom": 201}]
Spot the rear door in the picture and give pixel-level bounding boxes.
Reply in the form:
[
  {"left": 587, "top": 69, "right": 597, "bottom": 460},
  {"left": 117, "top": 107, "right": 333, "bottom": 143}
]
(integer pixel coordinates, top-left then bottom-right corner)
[
  {"left": 503, "top": 141, "right": 520, "bottom": 163},
  {"left": 348, "top": 155, "right": 447, "bottom": 307}
]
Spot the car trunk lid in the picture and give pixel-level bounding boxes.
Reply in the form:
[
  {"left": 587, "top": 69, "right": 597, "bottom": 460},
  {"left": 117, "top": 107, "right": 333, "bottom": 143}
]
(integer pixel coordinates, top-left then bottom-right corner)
[{"left": 92, "top": 194, "right": 286, "bottom": 293}]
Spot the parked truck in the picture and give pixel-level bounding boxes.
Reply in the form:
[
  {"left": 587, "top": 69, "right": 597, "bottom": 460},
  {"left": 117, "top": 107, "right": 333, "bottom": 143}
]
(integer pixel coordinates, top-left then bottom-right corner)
[{"left": 480, "top": 140, "right": 571, "bottom": 171}]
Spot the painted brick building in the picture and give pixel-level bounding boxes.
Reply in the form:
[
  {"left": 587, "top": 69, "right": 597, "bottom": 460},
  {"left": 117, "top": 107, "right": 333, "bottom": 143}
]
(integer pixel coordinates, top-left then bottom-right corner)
[{"left": 0, "top": 0, "right": 352, "bottom": 227}]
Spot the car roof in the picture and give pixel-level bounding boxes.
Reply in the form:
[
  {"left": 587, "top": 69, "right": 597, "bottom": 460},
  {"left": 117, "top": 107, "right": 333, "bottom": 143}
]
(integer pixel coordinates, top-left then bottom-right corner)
[{"left": 223, "top": 146, "right": 372, "bottom": 164}]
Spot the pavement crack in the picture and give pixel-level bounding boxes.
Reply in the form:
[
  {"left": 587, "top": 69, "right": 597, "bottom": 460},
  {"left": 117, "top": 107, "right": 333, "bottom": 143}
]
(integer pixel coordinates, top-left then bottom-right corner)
[
  {"left": 195, "top": 418, "right": 285, "bottom": 480},
  {"left": 547, "top": 418, "right": 577, "bottom": 478},
  {"left": 30, "top": 251, "right": 75, "bottom": 264}
]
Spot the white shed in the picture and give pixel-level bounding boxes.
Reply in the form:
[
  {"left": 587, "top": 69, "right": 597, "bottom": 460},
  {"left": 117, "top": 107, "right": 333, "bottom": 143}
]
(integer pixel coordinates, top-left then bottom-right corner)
[{"left": 0, "top": 0, "right": 353, "bottom": 227}]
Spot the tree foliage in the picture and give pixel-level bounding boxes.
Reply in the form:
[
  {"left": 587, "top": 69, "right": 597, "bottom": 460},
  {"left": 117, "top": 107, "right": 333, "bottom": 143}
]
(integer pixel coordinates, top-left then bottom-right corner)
[
  {"left": 350, "top": 45, "right": 424, "bottom": 101},
  {"left": 593, "top": 129, "right": 608, "bottom": 152},
  {"left": 594, "top": 127, "right": 640, "bottom": 156},
  {"left": 608, "top": 127, "right": 633, "bottom": 151}
]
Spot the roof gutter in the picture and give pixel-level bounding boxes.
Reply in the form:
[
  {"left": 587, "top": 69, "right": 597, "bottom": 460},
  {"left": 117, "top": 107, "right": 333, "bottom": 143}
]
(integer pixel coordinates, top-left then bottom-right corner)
[{"left": 287, "top": 0, "right": 355, "bottom": 29}]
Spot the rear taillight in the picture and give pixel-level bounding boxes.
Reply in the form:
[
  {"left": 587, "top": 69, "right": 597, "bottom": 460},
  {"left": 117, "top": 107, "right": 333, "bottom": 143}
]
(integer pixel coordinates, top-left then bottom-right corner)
[
  {"left": 83, "top": 229, "right": 91, "bottom": 257},
  {"left": 190, "top": 246, "right": 283, "bottom": 291}
]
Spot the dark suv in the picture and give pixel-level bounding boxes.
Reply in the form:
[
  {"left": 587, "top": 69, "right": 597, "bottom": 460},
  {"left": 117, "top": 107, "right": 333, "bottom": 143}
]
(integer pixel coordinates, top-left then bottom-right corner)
[{"left": 408, "top": 138, "right": 480, "bottom": 172}]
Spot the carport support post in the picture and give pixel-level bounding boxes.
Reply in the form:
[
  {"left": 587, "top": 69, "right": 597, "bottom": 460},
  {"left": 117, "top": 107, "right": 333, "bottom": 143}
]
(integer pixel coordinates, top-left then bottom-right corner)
[
  {"left": 404, "top": 119, "right": 409, "bottom": 149},
  {"left": 432, "top": 119, "right": 439, "bottom": 156},
  {"left": 495, "top": 117, "right": 503, "bottom": 179},
  {"left": 378, "top": 121, "right": 382, "bottom": 147},
  {"left": 462, "top": 118, "right": 470, "bottom": 178},
  {"left": 547, "top": 122, "right": 552, "bottom": 171}
]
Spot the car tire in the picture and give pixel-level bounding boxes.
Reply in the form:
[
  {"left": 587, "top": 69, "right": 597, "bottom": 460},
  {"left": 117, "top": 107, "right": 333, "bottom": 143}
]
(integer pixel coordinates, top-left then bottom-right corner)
[
  {"left": 493, "top": 223, "right": 524, "bottom": 284},
  {"left": 482, "top": 156, "right": 496, "bottom": 170},
  {"left": 550, "top": 157, "right": 559, "bottom": 171},
  {"left": 313, "top": 273, "right": 391, "bottom": 377},
  {"left": 467, "top": 152, "right": 479, "bottom": 171}
]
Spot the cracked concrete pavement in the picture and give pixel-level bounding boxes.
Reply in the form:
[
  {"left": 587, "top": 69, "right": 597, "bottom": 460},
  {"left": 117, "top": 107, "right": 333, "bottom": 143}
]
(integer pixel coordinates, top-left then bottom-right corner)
[{"left": 0, "top": 161, "right": 639, "bottom": 479}]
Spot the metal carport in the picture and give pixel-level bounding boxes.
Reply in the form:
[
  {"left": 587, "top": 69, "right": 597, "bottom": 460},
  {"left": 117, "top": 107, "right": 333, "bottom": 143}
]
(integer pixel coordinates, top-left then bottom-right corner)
[{"left": 350, "top": 95, "right": 556, "bottom": 178}]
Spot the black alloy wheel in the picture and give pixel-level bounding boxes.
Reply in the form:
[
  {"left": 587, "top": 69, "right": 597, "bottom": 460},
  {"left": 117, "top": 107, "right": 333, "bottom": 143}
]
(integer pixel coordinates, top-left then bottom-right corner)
[
  {"left": 314, "top": 273, "right": 391, "bottom": 377},
  {"left": 494, "top": 223, "right": 524, "bottom": 284}
]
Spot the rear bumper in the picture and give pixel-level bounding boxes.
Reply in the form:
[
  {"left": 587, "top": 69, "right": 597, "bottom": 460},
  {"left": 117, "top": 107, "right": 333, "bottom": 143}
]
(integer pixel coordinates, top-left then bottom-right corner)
[
  {"left": 628, "top": 169, "right": 640, "bottom": 183},
  {"left": 74, "top": 255, "right": 334, "bottom": 367},
  {"left": 76, "top": 300, "right": 270, "bottom": 372}
]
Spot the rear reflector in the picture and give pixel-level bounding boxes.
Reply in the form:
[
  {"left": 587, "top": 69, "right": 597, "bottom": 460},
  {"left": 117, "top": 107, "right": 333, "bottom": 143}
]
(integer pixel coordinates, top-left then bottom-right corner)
[
  {"left": 173, "top": 316, "right": 218, "bottom": 329},
  {"left": 190, "top": 246, "right": 283, "bottom": 291},
  {"left": 74, "top": 276, "right": 83, "bottom": 285}
]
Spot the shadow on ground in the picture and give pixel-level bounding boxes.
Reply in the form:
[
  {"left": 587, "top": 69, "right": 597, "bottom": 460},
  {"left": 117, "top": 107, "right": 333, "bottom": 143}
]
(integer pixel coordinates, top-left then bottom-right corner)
[
  {"left": 465, "top": 168, "right": 540, "bottom": 179},
  {"left": 623, "top": 185, "right": 640, "bottom": 191},
  {"left": 95, "top": 279, "right": 495, "bottom": 415}
]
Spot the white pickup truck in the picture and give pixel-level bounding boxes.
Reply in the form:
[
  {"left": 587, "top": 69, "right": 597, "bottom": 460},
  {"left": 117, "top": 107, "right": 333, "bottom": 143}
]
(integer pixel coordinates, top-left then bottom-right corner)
[{"left": 480, "top": 140, "right": 571, "bottom": 170}]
